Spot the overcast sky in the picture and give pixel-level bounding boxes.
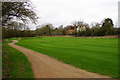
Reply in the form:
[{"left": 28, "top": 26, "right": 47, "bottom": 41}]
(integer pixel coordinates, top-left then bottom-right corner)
[{"left": 30, "top": 0, "right": 119, "bottom": 30}]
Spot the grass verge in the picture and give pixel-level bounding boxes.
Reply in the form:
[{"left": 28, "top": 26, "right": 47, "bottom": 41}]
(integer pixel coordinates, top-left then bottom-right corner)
[{"left": 2, "top": 39, "right": 34, "bottom": 78}]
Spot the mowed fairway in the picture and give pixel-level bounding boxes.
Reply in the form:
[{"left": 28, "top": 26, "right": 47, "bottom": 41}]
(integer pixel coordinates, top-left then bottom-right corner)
[{"left": 16, "top": 37, "right": 118, "bottom": 78}]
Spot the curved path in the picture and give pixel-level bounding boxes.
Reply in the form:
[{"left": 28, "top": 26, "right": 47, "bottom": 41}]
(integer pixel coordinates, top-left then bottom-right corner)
[{"left": 8, "top": 40, "right": 110, "bottom": 78}]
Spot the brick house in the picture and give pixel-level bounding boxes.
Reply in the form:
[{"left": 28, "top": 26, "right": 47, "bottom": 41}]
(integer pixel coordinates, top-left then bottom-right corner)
[
  {"left": 66, "top": 25, "right": 86, "bottom": 34},
  {"left": 67, "top": 26, "right": 77, "bottom": 34}
]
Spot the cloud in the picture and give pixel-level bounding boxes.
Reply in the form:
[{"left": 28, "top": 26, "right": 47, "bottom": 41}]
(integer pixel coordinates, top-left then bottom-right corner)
[{"left": 30, "top": 0, "right": 119, "bottom": 29}]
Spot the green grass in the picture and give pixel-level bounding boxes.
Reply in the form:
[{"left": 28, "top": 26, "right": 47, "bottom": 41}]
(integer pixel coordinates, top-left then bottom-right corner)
[
  {"left": 16, "top": 37, "right": 118, "bottom": 78},
  {"left": 10, "top": 37, "right": 19, "bottom": 40},
  {"left": 2, "top": 40, "right": 34, "bottom": 78}
]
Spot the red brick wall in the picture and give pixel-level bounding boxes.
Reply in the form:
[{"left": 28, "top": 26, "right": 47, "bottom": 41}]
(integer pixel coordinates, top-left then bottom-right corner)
[{"left": 67, "top": 30, "right": 75, "bottom": 34}]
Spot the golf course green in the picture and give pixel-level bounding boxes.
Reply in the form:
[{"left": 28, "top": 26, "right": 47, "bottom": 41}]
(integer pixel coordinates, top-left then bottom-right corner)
[{"left": 16, "top": 37, "right": 118, "bottom": 78}]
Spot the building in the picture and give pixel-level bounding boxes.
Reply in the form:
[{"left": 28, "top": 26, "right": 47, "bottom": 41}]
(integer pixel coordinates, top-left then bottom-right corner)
[
  {"left": 67, "top": 26, "right": 77, "bottom": 34},
  {"left": 67, "top": 26, "right": 86, "bottom": 34},
  {"left": 77, "top": 26, "right": 86, "bottom": 32}
]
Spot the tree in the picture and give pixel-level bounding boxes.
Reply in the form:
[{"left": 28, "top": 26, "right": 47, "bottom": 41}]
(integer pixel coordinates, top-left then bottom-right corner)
[
  {"left": 58, "top": 25, "right": 63, "bottom": 29},
  {"left": 53, "top": 28, "right": 59, "bottom": 35},
  {"left": 2, "top": 26, "right": 8, "bottom": 38},
  {"left": 85, "top": 27, "right": 92, "bottom": 36},
  {"left": 101, "top": 18, "right": 114, "bottom": 35},
  {"left": 55, "top": 25, "right": 66, "bottom": 35},
  {"left": 2, "top": 2, "right": 38, "bottom": 38},
  {"left": 73, "top": 21, "right": 89, "bottom": 27},
  {"left": 44, "top": 24, "right": 53, "bottom": 36},
  {"left": 2, "top": 2, "right": 38, "bottom": 26},
  {"left": 36, "top": 24, "right": 54, "bottom": 36},
  {"left": 91, "top": 22, "right": 102, "bottom": 36},
  {"left": 2, "top": 21, "right": 27, "bottom": 38}
]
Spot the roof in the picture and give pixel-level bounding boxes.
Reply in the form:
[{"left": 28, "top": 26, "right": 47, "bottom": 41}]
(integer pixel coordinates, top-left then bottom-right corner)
[{"left": 67, "top": 26, "right": 78, "bottom": 30}]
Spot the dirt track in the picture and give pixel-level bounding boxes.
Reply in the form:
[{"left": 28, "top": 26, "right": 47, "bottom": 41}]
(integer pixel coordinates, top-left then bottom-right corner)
[{"left": 8, "top": 40, "right": 110, "bottom": 78}]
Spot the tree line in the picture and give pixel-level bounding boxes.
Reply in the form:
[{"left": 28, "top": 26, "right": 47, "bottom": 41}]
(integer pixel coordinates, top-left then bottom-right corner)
[
  {"left": 2, "top": 18, "right": 120, "bottom": 39},
  {"left": 73, "top": 18, "right": 120, "bottom": 37},
  {"left": 2, "top": 2, "right": 120, "bottom": 39}
]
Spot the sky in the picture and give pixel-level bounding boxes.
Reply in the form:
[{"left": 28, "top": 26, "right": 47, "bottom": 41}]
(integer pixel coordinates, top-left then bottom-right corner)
[{"left": 29, "top": 0, "right": 119, "bottom": 30}]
